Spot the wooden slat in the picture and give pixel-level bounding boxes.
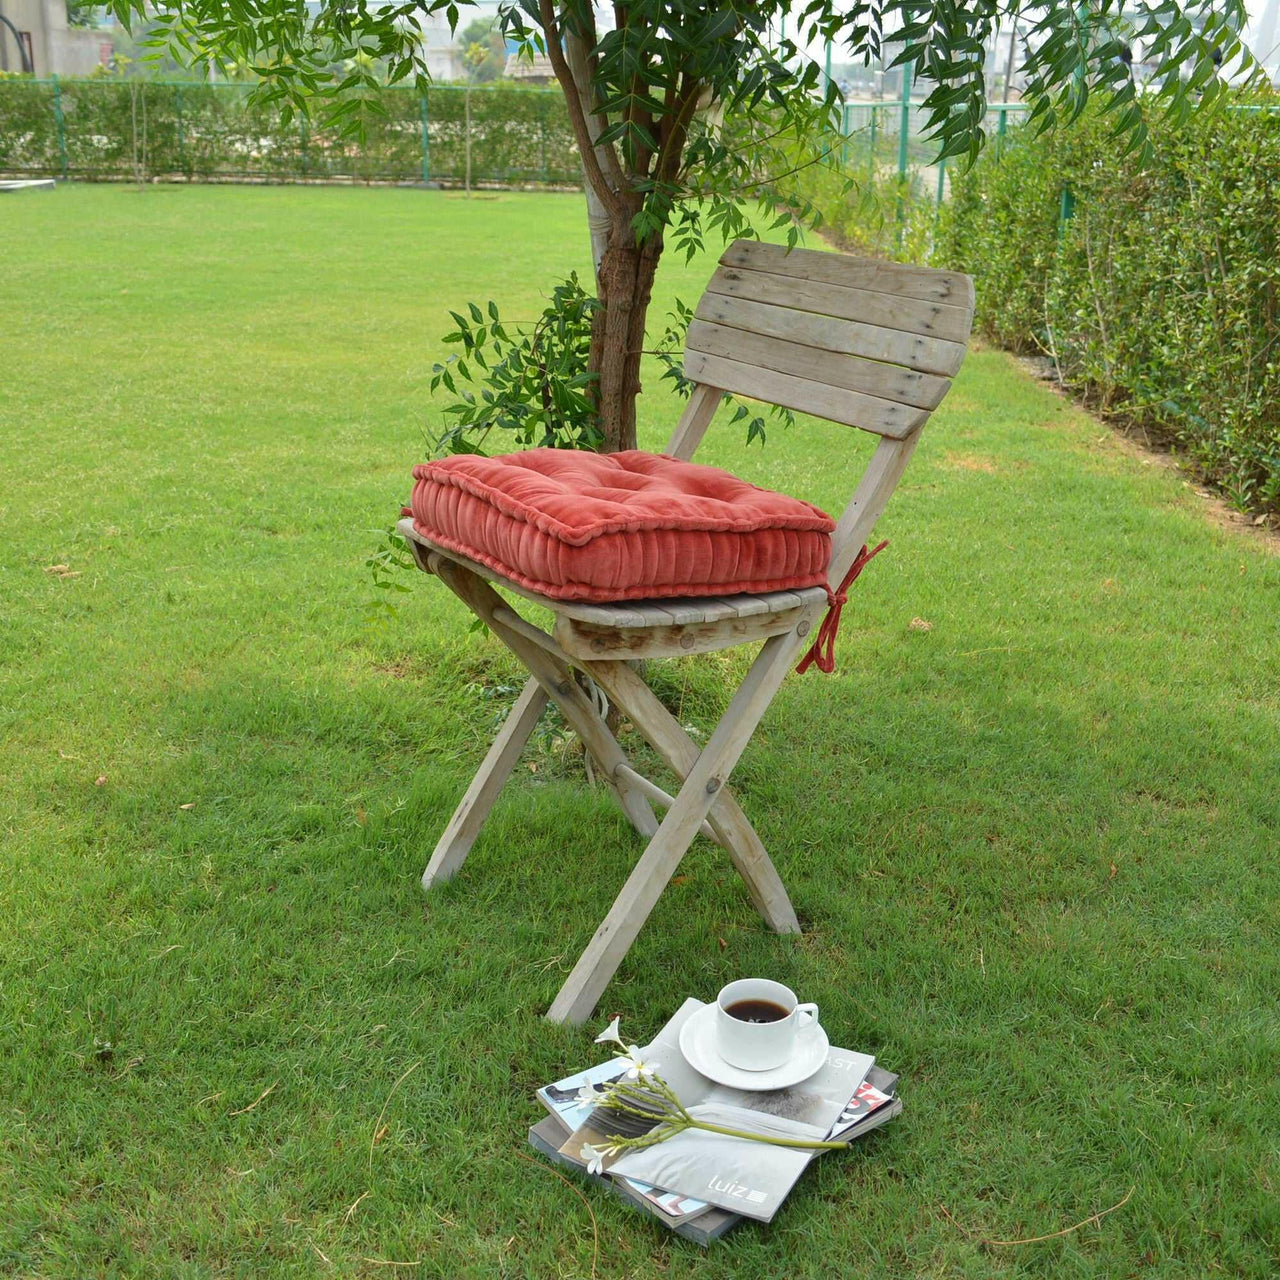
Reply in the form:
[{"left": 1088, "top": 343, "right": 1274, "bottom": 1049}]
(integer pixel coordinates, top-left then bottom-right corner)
[
  {"left": 721, "top": 239, "right": 975, "bottom": 310},
  {"left": 693, "top": 293, "right": 966, "bottom": 378},
  {"left": 613, "top": 765, "right": 719, "bottom": 844},
  {"left": 683, "top": 349, "right": 928, "bottom": 438},
  {"left": 638, "top": 586, "right": 827, "bottom": 625},
  {"left": 420, "top": 675, "right": 548, "bottom": 890},
  {"left": 764, "top": 589, "right": 806, "bottom": 610},
  {"left": 555, "top": 604, "right": 806, "bottom": 661},
  {"left": 663, "top": 383, "right": 724, "bottom": 461},
  {"left": 658, "top": 597, "right": 723, "bottom": 625},
  {"left": 547, "top": 621, "right": 818, "bottom": 1022},
  {"left": 679, "top": 596, "right": 749, "bottom": 623},
  {"left": 686, "top": 318, "right": 951, "bottom": 410},
  {"left": 714, "top": 591, "right": 773, "bottom": 620},
  {"left": 708, "top": 264, "right": 973, "bottom": 344},
  {"left": 585, "top": 660, "right": 801, "bottom": 936}
]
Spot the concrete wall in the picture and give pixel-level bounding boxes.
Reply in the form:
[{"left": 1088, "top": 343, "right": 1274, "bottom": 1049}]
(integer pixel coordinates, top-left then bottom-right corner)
[{"left": 0, "top": 0, "right": 105, "bottom": 76}]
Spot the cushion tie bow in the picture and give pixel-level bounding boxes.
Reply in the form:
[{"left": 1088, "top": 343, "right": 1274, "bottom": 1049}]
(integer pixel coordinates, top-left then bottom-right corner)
[{"left": 795, "top": 540, "right": 889, "bottom": 675}]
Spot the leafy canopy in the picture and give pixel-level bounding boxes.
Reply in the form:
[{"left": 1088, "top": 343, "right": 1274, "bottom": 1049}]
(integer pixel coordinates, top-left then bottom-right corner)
[{"left": 108, "top": 0, "right": 1262, "bottom": 174}]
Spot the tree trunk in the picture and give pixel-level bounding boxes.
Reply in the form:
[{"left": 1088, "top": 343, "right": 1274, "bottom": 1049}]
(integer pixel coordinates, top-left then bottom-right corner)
[
  {"left": 546, "top": 13, "right": 665, "bottom": 453},
  {"left": 590, "top": 210, "right": 662, "bottom": 453}
]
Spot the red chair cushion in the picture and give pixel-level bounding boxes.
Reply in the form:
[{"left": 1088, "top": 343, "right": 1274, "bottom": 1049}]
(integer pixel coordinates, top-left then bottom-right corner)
[{"left": 409, "top": 448, "right": 834, "bottom": 602}]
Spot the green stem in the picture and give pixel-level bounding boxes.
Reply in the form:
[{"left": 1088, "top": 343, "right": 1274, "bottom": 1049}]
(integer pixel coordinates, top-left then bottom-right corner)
[{"left": 687, "top": 1119, "right": 849, "bottom": 1150}]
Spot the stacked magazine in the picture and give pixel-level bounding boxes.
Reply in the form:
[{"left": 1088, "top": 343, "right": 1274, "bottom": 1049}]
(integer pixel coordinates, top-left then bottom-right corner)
[{"left": 529, "top": 998, "right": 902, "bottom": 1244}]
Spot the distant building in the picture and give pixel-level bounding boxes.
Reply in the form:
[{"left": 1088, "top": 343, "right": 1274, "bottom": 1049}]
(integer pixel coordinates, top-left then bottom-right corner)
[
  {"left": 503, "top": 50, "right": 555, "bottom": 84},
  {"left": 418, "top": 10, "right": 465, "bottom": 81},
  {"left": 0, "top": 0, "right": 105, "bottom": 75},
  {"left": 1251, "top": 0, "right": 1280, "bottom": 83}
]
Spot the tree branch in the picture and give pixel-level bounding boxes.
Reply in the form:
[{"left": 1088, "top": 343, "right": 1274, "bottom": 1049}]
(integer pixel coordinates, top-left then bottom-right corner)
[
  {"left": 539, "top": 0, "right": 622, "bottom": 216},
  {"left": 654, "top": 74, "right": 703, "bottom": 188},
  {"left": 565, "top": 17, "right": 626, "bottom": 195}
]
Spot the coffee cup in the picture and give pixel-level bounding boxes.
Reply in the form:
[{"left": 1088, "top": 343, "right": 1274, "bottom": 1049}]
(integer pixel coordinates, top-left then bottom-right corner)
[{"left": 715, "top": 978, "right": 819, "bottom": 1071}]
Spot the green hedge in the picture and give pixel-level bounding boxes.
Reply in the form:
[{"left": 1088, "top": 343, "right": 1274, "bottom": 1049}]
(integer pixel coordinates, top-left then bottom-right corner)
[
  {"left": 936, "top": 99, "right": 1280, "bottom": 513},
  {"left": 0, "top": 79, "right": 578, "bottom": 186},
  {"left": 790, "top": 103, "right": 949, "bottom": 262}
]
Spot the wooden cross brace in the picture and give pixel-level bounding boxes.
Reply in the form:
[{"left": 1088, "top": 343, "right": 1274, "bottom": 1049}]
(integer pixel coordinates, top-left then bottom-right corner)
[{"left": 415, "top": 543, "right": 812, "bottom": 1024}]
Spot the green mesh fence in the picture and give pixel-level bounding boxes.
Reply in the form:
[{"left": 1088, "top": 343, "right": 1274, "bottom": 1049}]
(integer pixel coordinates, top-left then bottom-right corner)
[{"left": 0, "top": 79, "right": 578, "bottom": 185}]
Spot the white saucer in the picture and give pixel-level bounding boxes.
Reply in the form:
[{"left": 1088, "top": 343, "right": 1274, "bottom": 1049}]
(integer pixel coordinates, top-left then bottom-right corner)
[{"left": 678, "top": 1002, "right": 830, "bottom": 1091}]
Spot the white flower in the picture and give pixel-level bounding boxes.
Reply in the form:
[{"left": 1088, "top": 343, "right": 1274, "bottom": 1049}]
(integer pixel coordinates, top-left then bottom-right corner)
[
  {"left": 594, "top": 1016, "right": 625, "bottom": 1048},
  {"left": 624, "top": 1051, "right": 654, "bottom": 1080},
  {"left": 574, "top": 1083, "right": 601, "bottom": 1108},
  {"left": 595, "top": 1018, "right": 650, "bottom": 1078},
  {"left": 580, "top": 1142, "right": 607, "bottom": 1175}
]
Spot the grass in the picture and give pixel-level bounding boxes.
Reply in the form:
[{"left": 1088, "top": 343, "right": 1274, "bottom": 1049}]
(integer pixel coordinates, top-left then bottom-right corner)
[{"left": 2, "top": 184, "right": 1278, "bottom": 1279}]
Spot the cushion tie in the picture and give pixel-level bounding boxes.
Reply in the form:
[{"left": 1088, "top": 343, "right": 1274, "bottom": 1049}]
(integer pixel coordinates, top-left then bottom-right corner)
[{"left": 796, "top": 540, "right": 889, "bottom": 675}]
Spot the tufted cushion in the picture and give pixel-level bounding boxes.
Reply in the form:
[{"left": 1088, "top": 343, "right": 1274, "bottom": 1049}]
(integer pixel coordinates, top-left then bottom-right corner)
[{"left": 409, "top": 449, "right": 835, "bottom": 602}]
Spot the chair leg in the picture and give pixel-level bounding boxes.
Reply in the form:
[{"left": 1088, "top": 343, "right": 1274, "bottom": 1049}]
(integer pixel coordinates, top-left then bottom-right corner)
[
  {"left": 429, "top": 556, "right": 660, "bottom": 840},
  {"left": 585, "top": 659, "right": 801, "bottom": 935},
  {"left": 422, "top": 675, "right": 548, "bottom": 890},
  {"left": 547, "top": 624, "right": 814, "bottom": 1024}
]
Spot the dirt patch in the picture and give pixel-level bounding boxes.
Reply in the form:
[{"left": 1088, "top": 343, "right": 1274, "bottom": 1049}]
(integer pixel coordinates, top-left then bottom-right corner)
[{"left": 941, "top": 452, "right": 1000, "bottom": 474}]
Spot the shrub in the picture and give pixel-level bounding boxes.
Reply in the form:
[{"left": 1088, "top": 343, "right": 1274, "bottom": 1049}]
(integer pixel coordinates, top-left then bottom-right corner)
[
  {"left": 787, "top": 105, "right": 941, "bottom": 263},
  {"left": 936, "top": 98, "right": 1280, "bottom": 513}
]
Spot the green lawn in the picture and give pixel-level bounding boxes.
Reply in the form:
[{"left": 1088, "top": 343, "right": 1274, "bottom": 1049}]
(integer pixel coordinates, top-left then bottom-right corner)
[{"left": 2, "top": 184, "right": 1278, "bottom": 1279}]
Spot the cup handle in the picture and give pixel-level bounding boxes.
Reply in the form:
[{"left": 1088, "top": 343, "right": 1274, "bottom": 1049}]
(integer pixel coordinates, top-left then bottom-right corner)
[{"left": 796, "top": 1002, "right": 819, "bottom": 1029}]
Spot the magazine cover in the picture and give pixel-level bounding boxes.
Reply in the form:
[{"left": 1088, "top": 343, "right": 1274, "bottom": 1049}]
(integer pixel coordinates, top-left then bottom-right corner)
[
  {"left": 527, "top": 1114, "right": 738, "bottom": 1243},
  {"left": 827, "top": 1065, "right": 899, "bottom": 1140},
  {"left": 558, "top": 999, "right": 875, "bottom": 1222}
]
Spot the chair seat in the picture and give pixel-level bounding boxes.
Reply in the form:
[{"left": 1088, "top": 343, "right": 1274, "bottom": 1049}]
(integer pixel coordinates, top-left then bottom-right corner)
[
  {"left": 408, "top": 448, "right": 834, "bottom": 604},
  {"left": 397, "top": 519, "right": 829, "bottom": 628}
]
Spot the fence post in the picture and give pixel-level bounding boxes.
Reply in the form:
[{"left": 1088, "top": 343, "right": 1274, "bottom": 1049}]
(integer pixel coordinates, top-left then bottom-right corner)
[
  {"left": 175, "top": 84, "right": 185, "bottom": 173},
  {"left": 897, "top": 61, "right": 912, "bottom": 183},
  {"left": 52, "top": 75, "right": 69, "bottom": 180},
  {"left": 896, "top": 62, "right": 913, "bottom": 247},
  {"left": 936, "top": 155, "right": 946, "bottom": 205},
  {"left": 420, "top": 89, "right": 429, "bottom": 184},
  {"left": 1058, "top": 185, "right": 1076, "bottom": 239}
]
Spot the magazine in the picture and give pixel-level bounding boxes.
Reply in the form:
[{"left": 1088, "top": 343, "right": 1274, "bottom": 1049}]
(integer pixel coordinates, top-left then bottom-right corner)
[
  {"left": 828, "top": 1065, "right": 899, "bottom": 1140},
  {"left": 558, "top": 999, "right": 875, "bottom": 1223},
  {"left": 527, "top": 1113, "right": 740, "bottom": 1245},
  {"left": 537, "top": 1055, "right": 713, "bottom": 1224}
]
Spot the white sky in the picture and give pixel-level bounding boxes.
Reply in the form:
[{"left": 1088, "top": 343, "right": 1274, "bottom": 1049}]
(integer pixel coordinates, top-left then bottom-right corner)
[
  {"left": 459, "top": 1, "right": 1280, "bottom": 78},
  {"left": 788, "top": 1, "right": 1280, "bottom": 75}
]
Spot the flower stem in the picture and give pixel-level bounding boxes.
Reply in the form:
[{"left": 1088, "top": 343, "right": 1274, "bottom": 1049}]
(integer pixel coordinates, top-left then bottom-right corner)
[{"left": 687, "top": 1119, "right": 848, "bottom": 1150}]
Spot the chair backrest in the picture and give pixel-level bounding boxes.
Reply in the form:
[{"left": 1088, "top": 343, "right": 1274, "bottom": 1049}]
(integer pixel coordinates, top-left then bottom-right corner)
[{"left": 683, "top": 239, "right": 974, "bottom": 439}]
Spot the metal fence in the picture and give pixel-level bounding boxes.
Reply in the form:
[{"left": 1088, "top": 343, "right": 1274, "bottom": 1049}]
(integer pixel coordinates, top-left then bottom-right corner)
[
  {"left": 0, "top": 72, "right": 1039, "bottom": 195},
  {"left": 835, "top": 96, "right": 1031, "bottom": 207},
  {"left": 0, "top": 78, "right": 579, "bottom": 185}
]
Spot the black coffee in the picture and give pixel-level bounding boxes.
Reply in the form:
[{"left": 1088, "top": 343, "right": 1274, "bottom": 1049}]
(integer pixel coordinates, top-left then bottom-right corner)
[{"left": 725, "top": 999, "right": 789, "bottom": 1024}]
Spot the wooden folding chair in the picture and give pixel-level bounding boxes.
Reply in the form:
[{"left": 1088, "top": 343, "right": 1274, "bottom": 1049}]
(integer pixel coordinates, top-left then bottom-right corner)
[{"left": 399, "top": 240, "right": 974, "bottom": 1023}]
